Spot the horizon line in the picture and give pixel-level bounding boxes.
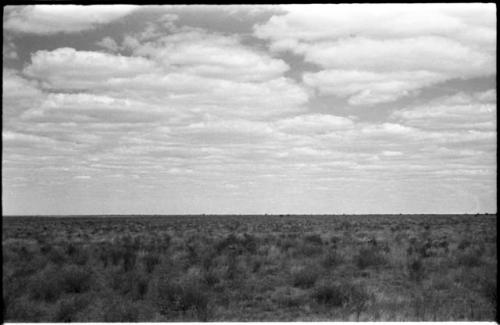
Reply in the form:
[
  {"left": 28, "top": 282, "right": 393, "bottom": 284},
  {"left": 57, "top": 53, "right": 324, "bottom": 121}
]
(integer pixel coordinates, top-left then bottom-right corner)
[{"left": 2, "top": 213, "right": 497, "bottom": 218}]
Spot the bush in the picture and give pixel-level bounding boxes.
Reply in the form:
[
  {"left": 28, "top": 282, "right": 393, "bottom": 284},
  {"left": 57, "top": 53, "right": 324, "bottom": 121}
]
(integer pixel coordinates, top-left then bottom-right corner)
[
  {"left": 322, "top": 250, "right": 343, "bottom": 268},
  {"left": 4, "top": 296, "right": 45, "bottom": 322},
  {"left": 312, "top": 280, "right": 370, "bottom": 316},
  {"left": 354, "top": 247, "right": 387, "bottom": 269},
  {"left": 272, "top": 287, "right": 307, "bottom": 308},
  {"left": 312, "top": 282, "right": 346, "bottom": 307},
  {"left": 143, "top": 253, "right": 160, "bottom": 273},
  {"left": 295, "top": 242, "right": 323, "bottom": 257},
  {"left": 304, "top": 233, "right": 323, "bottom": 245},
  {"left": 457, "top": 251, "right": 482, "bottom": 267},
  {"left": 61, "top": 265, "right": 92, "bottom": 294},
  {"left": 155, "top": 277, "right": 210, "bottom": 321},
  {"left": 55, "top": 295, "right": 91, "bottom": 322},
  {"left": 104, "top": 297, "right": 140, "bottom": 322},
  {"left": 29, "top": 266, "right": 63, "bottom": 302},
  {"left": 111, "top": 270, "right": 149, "bottom": 300},
  {"left": 291, "top": 265, "right": 321, "bottom": 289},
  {"left": 481, "top": 278, "right": 497, "bottom": 318},
  {"left": 407, "top": 257, "right": 425, "bottom": 282},
  {"left": 65, "top": 243, "right": 89, "bottom": 265},
  {"left": 47, "top": 246, "right": 66, "bottom": 265}
]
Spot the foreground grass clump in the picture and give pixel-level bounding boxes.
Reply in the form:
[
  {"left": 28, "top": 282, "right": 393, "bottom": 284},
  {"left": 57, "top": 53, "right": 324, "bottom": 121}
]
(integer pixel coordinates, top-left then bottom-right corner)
[{"left": 2, "top": 214, "right": 497, "bottom": 321}]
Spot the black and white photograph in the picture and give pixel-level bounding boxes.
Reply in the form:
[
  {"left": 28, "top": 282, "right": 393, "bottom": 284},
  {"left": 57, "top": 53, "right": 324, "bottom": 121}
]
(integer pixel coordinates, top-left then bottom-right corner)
[{"left": 2, "top": 3, "right": 497, "bottom": 322}]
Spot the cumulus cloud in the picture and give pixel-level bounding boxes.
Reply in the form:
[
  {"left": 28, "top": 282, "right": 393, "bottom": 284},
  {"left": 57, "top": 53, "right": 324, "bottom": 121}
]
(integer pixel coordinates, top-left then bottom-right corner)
[
  {"left": 3, "top": 5, "right": 496, "bottom": 214},
  {"left": 255, "top": 4, "right": 496, "bottom": 105},
  {"left": 303, "top": 70, "right": 447, "bottom": 105},
  {"left": 391, "top": 90, "right": 497, "bottom": 130},
  {"left": 275, "top": 114, "right": 354, "bottom": 134},
  {"left": 20, "top": 93, "right": 166, "bottom": 124},
  {"left": 132, "top": 28, "right": 290, "bottom": 82},
  {"left": 24, "top": 48, "right": 157, "bottom": 90},
  {"left": 4, "top": 5, "right": 138, "bottom": 35},
  {"left": 96, "top": 37, "right": 120, "bottom": 52},
  {"left": 22, "top": 33, "right": 308, "bottom": 119},
  {"left": 3, "top": 69, "right": 46, "bottom": 119}
]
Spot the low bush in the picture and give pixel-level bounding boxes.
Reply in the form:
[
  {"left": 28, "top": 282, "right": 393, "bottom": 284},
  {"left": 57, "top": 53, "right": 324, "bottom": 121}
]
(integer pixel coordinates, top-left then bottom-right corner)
[
  {"left": 304, "top": 233, "right": 323, "bottom": 245},
  {"left": 55, "top": 295, "right": 91, "bottom": 322},
  {"left": 322, "top": 250, "right": 343, "bottom": 268},
  {"left": 142, "top": 253, "right": 160, "bottom": 273},
  {"left": 312, "top": 280, "right": 370, "bottom": 317},
  {"left": 155, "top": 277, "right": 210, "bottom": 321},
  {"left": 61, "top": 265, "right": 93, "bottom": 294},
  {"left": 111, "top": 270, "right": 149, "bottom": 300},
  {"left": 104, "top": 297, "right": 140, "bottom": 322},
  {"left": 29, "top": 265, "right": 63, "bottom": 302},
  {"left": 4, "top": 296, "right": 45, "bottom": 322},
  {"left": 291, "top": 265, "right": 321, "bottom": 289},
  {"left": 312, "top": 282, "right": 346, "bottom": 307},
  {"left": 457, "top": 251, "right": 482, "bottom": 267},
  {"left": 407, "top": 257, "right": 425, "bottom": 282},
  {"left": 354, "top": 247, "right": 387, "bottom": 269}
]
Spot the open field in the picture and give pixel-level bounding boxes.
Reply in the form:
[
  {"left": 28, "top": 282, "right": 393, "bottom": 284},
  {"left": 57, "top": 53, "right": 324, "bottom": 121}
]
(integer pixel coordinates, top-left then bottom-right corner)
[{"left": 2, "top": 214, "right": 497, "bottom": 321}]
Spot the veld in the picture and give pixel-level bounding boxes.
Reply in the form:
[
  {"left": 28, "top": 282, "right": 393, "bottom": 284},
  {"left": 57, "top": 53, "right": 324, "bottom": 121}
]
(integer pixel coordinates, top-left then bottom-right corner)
[{"left": 2, "top": 214, "right": 497, "bottom": 321}]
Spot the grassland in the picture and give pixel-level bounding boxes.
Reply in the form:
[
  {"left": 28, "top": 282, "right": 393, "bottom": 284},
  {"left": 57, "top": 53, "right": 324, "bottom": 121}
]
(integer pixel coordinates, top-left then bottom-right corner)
[{"left": 2, "top": 214, "right": 497, "bottom": 321}]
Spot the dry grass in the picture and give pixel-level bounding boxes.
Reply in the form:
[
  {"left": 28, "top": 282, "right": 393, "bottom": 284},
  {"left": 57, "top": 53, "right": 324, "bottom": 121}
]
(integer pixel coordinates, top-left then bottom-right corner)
[{"left": 2, "top": 214, "right": 497, "bottom": 321}]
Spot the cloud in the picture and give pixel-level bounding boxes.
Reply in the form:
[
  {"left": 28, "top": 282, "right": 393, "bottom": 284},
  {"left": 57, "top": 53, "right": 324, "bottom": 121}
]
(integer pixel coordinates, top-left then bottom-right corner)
[
  {"left": 3, "top": 69, "right": 46, "bottom": 119},
  {"left": 3, "top": 40, "right": 18, "bottom": 60},
  {"left": 4, "top": 5, "right": 138, "bottom": 35},
  {"left": 275, "top": 114, "right": 354, "bottom": 134},
  {"left": 303, "top": 69, "right": 446, "bottom": 105},
  {"left": 24, "top": 48, "right": 158, "bottom": 90},
  {"left": 20, "top": 93, "right": 166, "bottom": 124},
  {"left": 133, "top": 28, "right": 290, "bottom": 82},
  {"left": 96, "top": 37, "right": 120, "bottom": 52},
  {"left": 391, "top": 89, "right": 497, "bottom": 131},
  {"left": 255, "top": 4, "right": 496, "bottom": 105},
  {"left": 22, "top": 42, "right": 308, "bottom": 119}
]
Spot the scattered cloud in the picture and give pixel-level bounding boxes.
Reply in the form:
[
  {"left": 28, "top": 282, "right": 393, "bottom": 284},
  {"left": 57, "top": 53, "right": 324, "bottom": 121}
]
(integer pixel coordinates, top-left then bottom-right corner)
[
  {"left": 2, "top": 4, "right": 496, "bottom": 214},
  {"left": 255, "top": 4, "right": 496, "bottom": 105},
  {"left": 4, "top": 5, "right": 138, "bottom": 35},
  {"left": 391, "top": 89, "right": 497, "bottom": 131}
]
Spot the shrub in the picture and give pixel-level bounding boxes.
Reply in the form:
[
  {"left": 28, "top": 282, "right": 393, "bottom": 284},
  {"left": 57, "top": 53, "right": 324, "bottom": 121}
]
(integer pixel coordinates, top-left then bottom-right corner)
[
  {"left": 457, "top": 251, "right": 482, "bottom": 267},
  {"left": 111, "top": 270, "right": 149, "bottom": 300},
  {"left": 104, "top": 297, "right": 140, "bottom": 322},
  {"left": 322, "top": 250, "right": 343, "bottom": 268},
  {"left": 272, "top": 287, "right": 307, "bottom": 308},
  {"left": 155, "top": 276, "right": 210, "bottom": 321},
  {"left": 61, "top": 265, "right": 92, "bottom": 294},
  {"left": 142, "top": 253, "right": 160, "bottom": 273},
  {"left": 295, "top": 242, "right": 323, "bottom": 257},
  {"left": 481, "top": 278, "right": 497, "bottom": 317},
  {"left": 291, "top": 265, "right": 321, "bottom": 289},
  {"left": 304, "top": 233, "right": 323, "bottom": 245},
  {"left": 65, "top": 243, "right": 89, "bottom": 265},
  {"left": 312, "top": 280, "right": 370, "bottom": 317},
  {"left": 354, "top": 247, "right": 387, "bottom": 269},
  {"left": 4, "top": 296, "right": 45, "bottom": 322},
  {"left": 214, "top": 233, "right": 257, "bottom": 255},
  {"left": 407, "top": 257, "right": 425, "bottom": 282},
  {"left": 458, "top": 238, "right": 472, "bottom": 250},
  {"left": 312, "top": 282, "right": 346, "bottom": 307},
  {"left": 47, "top": 246, "right": 66, "bottom": 265},
  {"left": 29, "top": 266, "right": 63, "bottom": 302},
  {"left": 122, "top": 248, "right": 137, "bottom": 272},
  {"left": 55, "top": 295, "right": 90, "bottom": 322}
]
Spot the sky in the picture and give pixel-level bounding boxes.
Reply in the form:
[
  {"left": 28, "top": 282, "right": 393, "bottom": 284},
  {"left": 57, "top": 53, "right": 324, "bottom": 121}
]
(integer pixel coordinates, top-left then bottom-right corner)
[{"left": 2, "top": 4, "right": 497, "bottom": 215}]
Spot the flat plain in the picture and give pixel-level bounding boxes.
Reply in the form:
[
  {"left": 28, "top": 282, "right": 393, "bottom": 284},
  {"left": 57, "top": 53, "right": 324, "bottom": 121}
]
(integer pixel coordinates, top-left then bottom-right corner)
[{"left": 2, "top": 214, "right": 497, "bottom": 321}]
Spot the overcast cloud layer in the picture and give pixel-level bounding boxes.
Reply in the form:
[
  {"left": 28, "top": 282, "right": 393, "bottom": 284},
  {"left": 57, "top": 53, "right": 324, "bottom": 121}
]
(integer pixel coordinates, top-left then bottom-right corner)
[{"left": 2, "top": 4, "right": 497, "bottom": 215}]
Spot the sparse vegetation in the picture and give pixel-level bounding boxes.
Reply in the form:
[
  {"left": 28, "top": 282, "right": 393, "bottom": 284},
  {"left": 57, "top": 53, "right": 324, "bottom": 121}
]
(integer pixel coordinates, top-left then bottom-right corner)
[{"left": 2, "top": 214, "right": 497, "bottom": 321}]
